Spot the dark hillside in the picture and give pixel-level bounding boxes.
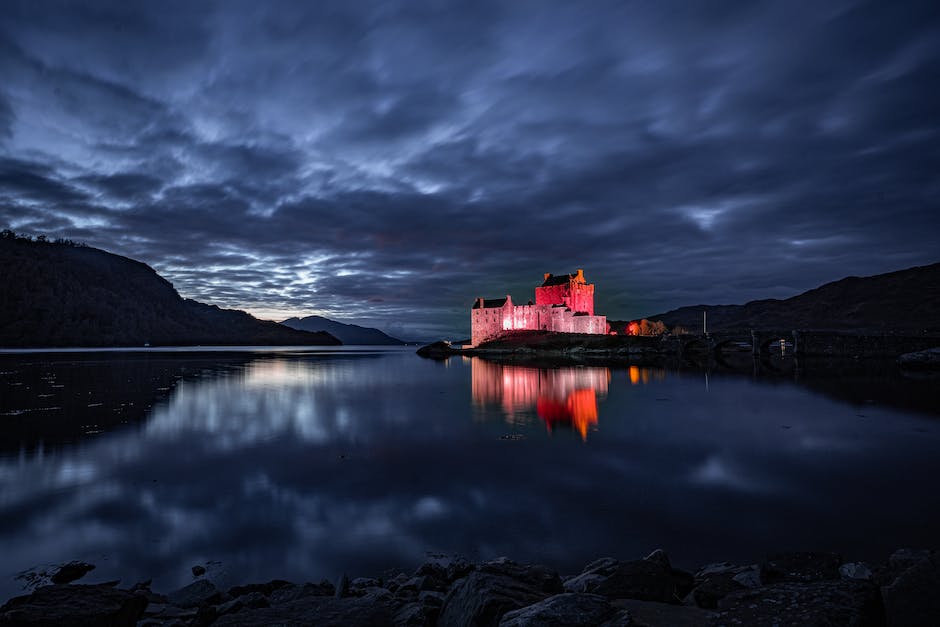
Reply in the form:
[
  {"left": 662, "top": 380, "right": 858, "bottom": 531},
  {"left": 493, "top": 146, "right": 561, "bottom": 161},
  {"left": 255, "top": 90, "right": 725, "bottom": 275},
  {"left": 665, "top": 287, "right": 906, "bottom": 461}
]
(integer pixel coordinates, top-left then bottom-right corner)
[
  {"left": 281, "top": 315, "right": 404, "bottom": 345},
  {"left": 0, "top": 234, "right": 340, "bottom": 347},
  {"left": 647, "top": 262, "right": 940, "bottom": 332}
]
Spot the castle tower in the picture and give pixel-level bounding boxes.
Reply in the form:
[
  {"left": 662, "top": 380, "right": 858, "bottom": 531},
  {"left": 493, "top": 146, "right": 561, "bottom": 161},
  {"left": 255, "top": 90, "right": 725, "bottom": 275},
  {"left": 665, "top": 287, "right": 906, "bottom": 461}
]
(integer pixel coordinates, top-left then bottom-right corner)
[{"left": 534, "top": 268, "right": 595, "bottom": 315}]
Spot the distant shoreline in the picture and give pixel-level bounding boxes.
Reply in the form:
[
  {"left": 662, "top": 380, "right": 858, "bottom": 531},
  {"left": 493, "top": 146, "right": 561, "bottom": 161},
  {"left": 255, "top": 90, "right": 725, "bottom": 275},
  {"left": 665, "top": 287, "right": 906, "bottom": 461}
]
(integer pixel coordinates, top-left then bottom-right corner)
[{"left": 0, "top": 345, "right": 415, "bottom": 355}]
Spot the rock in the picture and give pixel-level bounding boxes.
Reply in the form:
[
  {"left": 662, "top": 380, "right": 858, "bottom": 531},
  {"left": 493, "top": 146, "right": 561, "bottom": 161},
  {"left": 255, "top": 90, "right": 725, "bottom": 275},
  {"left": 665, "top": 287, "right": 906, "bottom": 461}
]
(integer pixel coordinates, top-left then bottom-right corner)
[
  {"left": 897, "top": 347, "right": 940, "bottom": 370},
  {"left": 195, "top": 604, "right": 218, "bottom": 625},
  {"left": 217, "top": 591, "right": 269, "bottom": 616},
  {"left": 498, "top": 593, "right": 616, "bottom": 626},
  {"left": 731, "top": 566, "right": 762, "bottom": 588},
  {"left": 394, "top": 601, "right": 439, "bottom": 627},
  {"left": 887, "top": 548, "right": 933, "bottom": 573},
  {"left": 416, "top": 341, "right": 456, "bottom": 359},
  {"left": 717, "top": 579, "right": 884, "bottom": 626},
  {"left": 166, "top": 579, "right": 224, "bottom": 608},
  {"left": 881, "top": 549, "right": 940, "bottom": 627},
  {"left": 49, "top": 561, "right": 96, "bottom": 585},
  {"left": 415, "top": 555, "right": 475, "bottom": 584},
  {"left": 761, "top": 551, "right": 842, "bottom": 583},
  {"left": 192, "top": 565, "right": 207, "bottom": 577},
  {"left": 350, "top": 577, "right": 382, "bottom": 590},
  {"left": 695, "top": 562, "right": 739, "bottom": 578},
  {"left": 335, "top": 573, "right": 349, "bottom": 599},
  {"left": 613, "top": 599, "right": 714, "bottom": 626},
  {"left": 227, "top": 579, "right": 294, "bottom": 598},
  {"left": 563, "top": 558, "right": 620, "bottom": 593},
  {"left": 146, "top": 604, "right": 198, "bottom": 619},
  {"left": 358, "top": 586, "right": 394, "bottom": 603},
  {"left": 267, "top": 581, "right": 335, "bottom": 604},
  {"left": 686, "top": 574, "right": 744, "bottom": 609},
  {"left": 387, "top": 573, "right": 411, "bottom": 592},
  {"left": 212, "top": 595, "right": 396, "bottom": 626},
  {"left": 439, "top": 558, "right": 563, "bottom": 627},
  {"left": 841, "top": 562, "right": 874, "bottom": 580},
  {"left": 567, "top": 558, "right": 693, "bottom": 604},
  {"left": 418, "top": 590, "right": 445, "bottom": 606},
  {"left": 644, "top": 549, "right": 671, "bottom": 569},
  {"left": 0, "top": 583, "right": 148, "bottom": 626},
  {"left": 479, "top": 558, "right": 564, "bottom": 594}
]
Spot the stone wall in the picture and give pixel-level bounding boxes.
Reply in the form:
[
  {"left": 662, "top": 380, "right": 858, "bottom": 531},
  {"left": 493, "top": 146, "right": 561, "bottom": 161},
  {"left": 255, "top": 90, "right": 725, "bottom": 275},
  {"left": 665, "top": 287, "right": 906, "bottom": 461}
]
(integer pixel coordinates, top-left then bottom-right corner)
[
  {"left": 470, "top": 301, "right": 607, "bottom": 347},
  {"left": 535, "top": 281, "right": 595, "bottom": 315},
  {"left": 793, "top": 331, "right": 940, "bottom": 357}
]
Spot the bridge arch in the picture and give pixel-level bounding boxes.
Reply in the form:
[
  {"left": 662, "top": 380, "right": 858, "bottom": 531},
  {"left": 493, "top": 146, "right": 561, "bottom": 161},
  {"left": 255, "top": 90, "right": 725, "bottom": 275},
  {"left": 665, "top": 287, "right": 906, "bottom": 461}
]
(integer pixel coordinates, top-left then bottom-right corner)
[{"left": 756, "top": 334, "right": 794, "bottom": 357}]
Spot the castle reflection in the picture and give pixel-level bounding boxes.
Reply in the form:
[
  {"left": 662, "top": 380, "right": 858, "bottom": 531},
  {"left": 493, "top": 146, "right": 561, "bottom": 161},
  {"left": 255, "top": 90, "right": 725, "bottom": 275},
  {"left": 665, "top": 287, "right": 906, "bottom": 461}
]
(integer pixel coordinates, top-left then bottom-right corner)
[{"left": 471, "top": 359, "right": 610, "bottom": 440}]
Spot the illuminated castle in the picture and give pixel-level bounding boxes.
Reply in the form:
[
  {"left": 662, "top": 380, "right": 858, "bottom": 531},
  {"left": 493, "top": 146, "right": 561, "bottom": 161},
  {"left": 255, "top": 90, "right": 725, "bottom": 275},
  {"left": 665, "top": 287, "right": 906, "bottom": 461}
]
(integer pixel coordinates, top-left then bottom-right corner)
[{"left": 470, "top": 269, "right": 607, "bottom": 347}]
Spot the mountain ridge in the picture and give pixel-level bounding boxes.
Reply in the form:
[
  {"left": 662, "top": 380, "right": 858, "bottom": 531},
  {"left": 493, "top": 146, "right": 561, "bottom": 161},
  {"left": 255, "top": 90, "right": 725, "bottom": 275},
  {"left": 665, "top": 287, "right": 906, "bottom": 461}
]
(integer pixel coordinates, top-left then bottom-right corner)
[
  {"left": 0, "top": 234, "right": 340, "bottom": 347},
  {"left": 646, "top": 261, "right": 940, "bottom": 332},
  {"left": 281, "top": 315, "right": 404, "bottom": 345}
]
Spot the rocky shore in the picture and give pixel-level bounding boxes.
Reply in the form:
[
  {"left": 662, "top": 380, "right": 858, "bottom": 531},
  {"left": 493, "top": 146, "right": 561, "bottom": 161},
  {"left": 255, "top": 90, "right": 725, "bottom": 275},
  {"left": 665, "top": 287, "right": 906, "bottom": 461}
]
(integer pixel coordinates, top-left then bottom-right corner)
[{"left": 2, "top": 548, "right": 938, "bottom": 626}]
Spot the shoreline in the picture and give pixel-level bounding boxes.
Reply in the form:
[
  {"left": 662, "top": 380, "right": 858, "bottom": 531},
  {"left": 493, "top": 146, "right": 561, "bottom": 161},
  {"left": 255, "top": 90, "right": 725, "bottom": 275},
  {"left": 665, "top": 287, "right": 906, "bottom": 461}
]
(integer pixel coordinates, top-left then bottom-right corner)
[
  {"left": 417, "top": 331, "right": 940, "bottom": 366},
  {"left": 2, "top": 548, "right": 935, "bottom": 625}
]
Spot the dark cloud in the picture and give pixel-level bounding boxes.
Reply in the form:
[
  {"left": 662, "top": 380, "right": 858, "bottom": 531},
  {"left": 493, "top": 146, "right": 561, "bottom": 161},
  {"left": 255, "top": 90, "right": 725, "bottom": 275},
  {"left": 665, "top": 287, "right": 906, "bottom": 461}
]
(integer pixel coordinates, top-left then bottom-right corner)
[{"left": 0, "top": 0, "right": 938, "bottom": 339}]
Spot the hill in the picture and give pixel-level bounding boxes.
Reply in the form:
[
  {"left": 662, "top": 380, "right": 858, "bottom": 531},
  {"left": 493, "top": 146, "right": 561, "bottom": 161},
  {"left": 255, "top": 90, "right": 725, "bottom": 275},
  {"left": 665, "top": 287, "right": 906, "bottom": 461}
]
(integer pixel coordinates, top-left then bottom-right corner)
[
  {"left": 647, "top": 262, "right": 940, "bottom": 332},
  {"left": 0, "top": 234, "right": 340, "bottom": 347},
  {"left": 281, "top": 315, "right": 404, "bottom": 345}
]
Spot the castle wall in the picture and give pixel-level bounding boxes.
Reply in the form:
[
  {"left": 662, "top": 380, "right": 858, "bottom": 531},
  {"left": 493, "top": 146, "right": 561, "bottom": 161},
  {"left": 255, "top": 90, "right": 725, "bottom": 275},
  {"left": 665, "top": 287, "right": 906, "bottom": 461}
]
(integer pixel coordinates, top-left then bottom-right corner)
[{"left": 535, "top": 281, "right": 595, "bottom": 315}]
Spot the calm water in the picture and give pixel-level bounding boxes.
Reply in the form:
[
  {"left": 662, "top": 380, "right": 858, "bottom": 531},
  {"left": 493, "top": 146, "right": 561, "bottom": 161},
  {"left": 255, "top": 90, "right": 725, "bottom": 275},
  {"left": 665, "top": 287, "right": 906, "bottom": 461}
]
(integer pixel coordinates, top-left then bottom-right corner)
[{"left": 1, "top": 347, "right": 938, "bottom": 600}]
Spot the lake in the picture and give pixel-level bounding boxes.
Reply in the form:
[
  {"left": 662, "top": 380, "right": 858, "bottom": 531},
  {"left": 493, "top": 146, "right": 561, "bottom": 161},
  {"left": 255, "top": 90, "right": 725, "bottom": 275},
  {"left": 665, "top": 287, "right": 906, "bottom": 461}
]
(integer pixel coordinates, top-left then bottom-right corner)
[{"left": 1, "top": 346, "right": 938, "bottom": 600}]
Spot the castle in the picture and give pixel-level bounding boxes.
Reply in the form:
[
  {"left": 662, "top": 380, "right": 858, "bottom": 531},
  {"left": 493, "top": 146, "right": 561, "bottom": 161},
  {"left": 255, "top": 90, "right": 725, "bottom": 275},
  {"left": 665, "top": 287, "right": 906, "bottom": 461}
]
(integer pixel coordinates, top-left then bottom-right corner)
[{"left": 470, "top": 269, "right": 607, "bottom": 347}]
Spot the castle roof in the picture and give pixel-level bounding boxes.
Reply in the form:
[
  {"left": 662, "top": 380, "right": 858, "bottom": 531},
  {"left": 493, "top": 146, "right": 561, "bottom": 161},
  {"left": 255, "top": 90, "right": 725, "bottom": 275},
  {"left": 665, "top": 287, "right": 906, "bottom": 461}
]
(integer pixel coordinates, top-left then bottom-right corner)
[
  {"left": 540, "top": 269, "right": 586, "bottom": 287},
  {"left": 472, "top": 297, "right": 508, "bottom": 309}
]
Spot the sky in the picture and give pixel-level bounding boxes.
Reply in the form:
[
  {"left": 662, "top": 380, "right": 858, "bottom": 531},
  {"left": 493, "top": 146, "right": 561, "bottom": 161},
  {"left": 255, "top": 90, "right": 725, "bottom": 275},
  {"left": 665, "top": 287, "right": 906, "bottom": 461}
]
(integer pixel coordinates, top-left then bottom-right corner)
[{"left": 0, "top": 1, "right": 938, "bottom": 340}]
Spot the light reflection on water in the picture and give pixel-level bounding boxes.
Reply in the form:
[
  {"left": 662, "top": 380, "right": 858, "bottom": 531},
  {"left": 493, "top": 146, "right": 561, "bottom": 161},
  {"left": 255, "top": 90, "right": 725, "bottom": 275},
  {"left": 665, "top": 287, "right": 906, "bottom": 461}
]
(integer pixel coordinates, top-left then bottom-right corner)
[{"left": 0, "top": 349, "right": 938, "bottom": 601}]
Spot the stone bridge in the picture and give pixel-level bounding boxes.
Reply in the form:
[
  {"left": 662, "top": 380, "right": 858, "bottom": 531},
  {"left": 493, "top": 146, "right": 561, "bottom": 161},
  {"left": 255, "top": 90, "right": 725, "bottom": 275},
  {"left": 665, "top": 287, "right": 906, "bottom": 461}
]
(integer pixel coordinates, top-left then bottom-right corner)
[{"left": 676, "top": 330, "right": 940, "bottom": 358}]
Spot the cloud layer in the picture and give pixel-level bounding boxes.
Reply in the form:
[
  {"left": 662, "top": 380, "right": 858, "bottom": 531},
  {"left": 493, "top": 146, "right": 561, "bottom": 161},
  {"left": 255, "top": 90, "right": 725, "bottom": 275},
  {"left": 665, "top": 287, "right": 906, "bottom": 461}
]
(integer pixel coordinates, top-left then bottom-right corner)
[{"left": 1, "top": 0, "right": 938, "bottom": 338}]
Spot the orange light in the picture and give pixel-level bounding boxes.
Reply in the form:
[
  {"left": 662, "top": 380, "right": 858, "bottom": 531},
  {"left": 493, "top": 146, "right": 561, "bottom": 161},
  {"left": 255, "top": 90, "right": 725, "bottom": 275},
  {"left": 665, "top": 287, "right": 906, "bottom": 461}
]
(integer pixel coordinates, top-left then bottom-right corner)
[{"left": 628, "top": 366, "right": 640, "bottom": 385}]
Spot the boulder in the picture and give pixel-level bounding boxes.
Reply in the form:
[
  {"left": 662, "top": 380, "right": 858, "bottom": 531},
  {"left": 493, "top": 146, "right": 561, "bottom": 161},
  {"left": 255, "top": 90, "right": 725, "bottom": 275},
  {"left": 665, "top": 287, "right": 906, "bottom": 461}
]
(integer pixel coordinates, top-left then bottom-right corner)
[
  {"left": 438, "top": 558, "right": 563, "bottom": 627},
  {"left": 840, "top": 562, "right": 874, "bottom": 581},
  {"left": 565, "top": 558, "right": 693, "bottom": 604},
  {"left": 418, "top": 591, "right": 445, "bottom": 606},
  {"left": 612, "top": 599, "right": 713, "bottom": 626},
  {"left": 216, "top": 592, "right": 269, "bottom": 616},
  {"left": 335, "top": 573, "right": 349, "bottom": 598},
  {"left": 267, "top": 581, "right": 336, "bottom": 605},
  {"left": 564, "top": 558, "right": 621, "bottom": 593},
  {"left": 191, "top": 565, "right": 207, "bottom": 578},
  {"left": 0, "top": 584, "right": 148, "bottom": 626},
  {"left": 394, "top": 601, "right": 439, "bottom": 627},
  {"left": 644, "top": 549, "right": 671, "bottom": 569},
  {"left": 731, "top": 566, "right": 762, "bottom": 588},
  {"left": 416, "top": 342, "right": 456, "bottom": 359},
  {"left": 166, "top": 579, "right": 224, "bottom": 608},
  {"left": 387, "top": 573, "right": 411, "bottom": 592},
  {"left": 49, "top": 562, "right": 96, "bottom": 585},
  {"left": 227, "top": 579, "right": 295, "bottom": 599},
  {"left": 717, "top": 579, "right": 884, "bottom": 626},
  {"left": 498, "top": 593, "right": 616, "bottom": 626},
  {"left": 686, "top": 574, "right": 744, "bottom": 608},
  {"left": 897, "top": 347, "right": 940, "bottom": 370},
  {"left": 350, "top": 577, "right": 382, "bottom": 590},
  {"left": 881, "top": 549, "right": 940, "bottom": 627},
  {"left": 212, "top": 595, "right": 396, "bottom": 626},
  {"left": 761, "top": 551, "right": 842, "bottom": 583},
  {"left": 413, "top": 555, "right": 473, "bottom": 591}
]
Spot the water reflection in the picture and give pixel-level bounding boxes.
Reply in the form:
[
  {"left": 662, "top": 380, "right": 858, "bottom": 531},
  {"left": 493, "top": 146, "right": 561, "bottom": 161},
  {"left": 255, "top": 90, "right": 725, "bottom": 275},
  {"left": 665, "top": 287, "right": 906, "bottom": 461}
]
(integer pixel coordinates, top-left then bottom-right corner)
[
  {"left": 0, "top": 350, "right": 939, "bottom": 605},
  {"left": 471, "top": 360, "right": 609, "bottom": 439}
]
